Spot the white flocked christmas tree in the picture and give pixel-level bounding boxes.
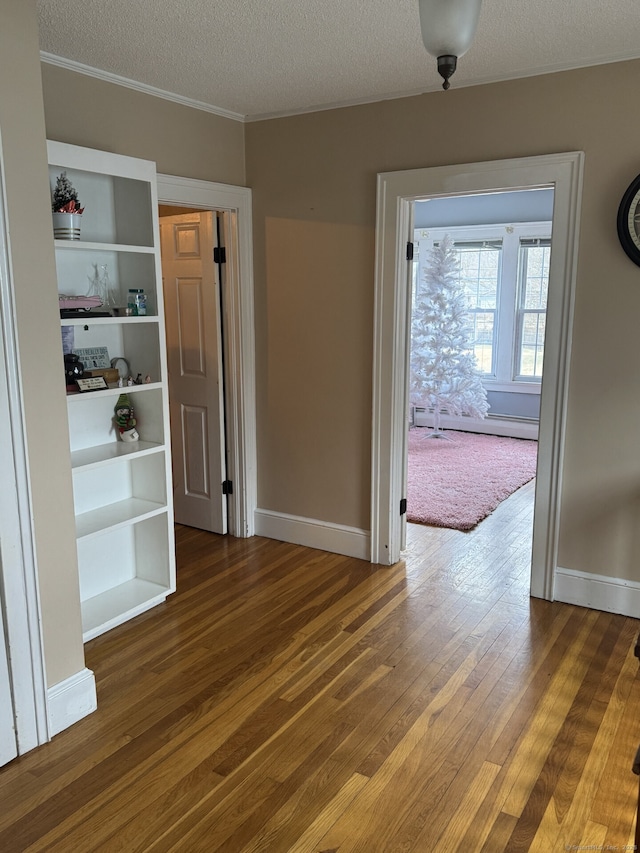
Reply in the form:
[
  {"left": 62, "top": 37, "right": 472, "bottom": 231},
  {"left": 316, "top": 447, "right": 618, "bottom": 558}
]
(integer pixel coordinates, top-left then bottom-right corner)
[{"left": 410, "top": 234, "right": 489, "bottom": 437}]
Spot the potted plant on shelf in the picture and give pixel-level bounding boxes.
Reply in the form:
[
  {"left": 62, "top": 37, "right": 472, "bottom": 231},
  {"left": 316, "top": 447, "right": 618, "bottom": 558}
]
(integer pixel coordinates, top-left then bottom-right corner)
[{"left": 51, "top": 171, "right": 84, "bottom": 240}]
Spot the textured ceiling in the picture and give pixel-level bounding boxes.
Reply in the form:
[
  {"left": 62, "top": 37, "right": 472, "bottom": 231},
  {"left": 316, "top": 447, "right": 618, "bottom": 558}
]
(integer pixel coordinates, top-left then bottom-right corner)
[{"left": 37, "top": 0, "right": 640, "bottom": 121}]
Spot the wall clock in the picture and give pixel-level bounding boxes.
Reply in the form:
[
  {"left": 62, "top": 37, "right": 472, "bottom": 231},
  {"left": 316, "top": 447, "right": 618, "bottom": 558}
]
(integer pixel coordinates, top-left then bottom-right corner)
[{"left": 617, "top": 173, "right": 640, "bottom": 266}]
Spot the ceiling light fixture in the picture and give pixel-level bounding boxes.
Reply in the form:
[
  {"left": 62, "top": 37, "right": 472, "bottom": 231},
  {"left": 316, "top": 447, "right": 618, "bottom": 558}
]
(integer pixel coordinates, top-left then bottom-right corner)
[{"left": 418, "top": 0, "right": 483, "bottom": 91}]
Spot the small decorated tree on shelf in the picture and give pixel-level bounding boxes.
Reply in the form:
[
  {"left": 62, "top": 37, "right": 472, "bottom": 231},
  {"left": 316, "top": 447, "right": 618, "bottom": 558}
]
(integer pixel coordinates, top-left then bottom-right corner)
[
  {"left": 52, "top": 171, "right": 84, "bottom": 239},
  {"left": 410, "top": 234, "right": 488, "bottom": 438},
  {"left": 51, "top": 171, "right": 84, "bottom": 214}
]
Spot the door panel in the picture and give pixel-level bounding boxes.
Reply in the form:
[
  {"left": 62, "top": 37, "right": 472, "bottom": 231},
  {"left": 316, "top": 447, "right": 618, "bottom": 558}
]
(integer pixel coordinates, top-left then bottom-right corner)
[
  {"left": 160, "top": 212, "right": 227, "bottom": 533},
  {"left": 177, "top": 278, "right": 206, "bottom": 375},
  {"left": 183, "top": 405, "right": 210, "bottom": 497}
]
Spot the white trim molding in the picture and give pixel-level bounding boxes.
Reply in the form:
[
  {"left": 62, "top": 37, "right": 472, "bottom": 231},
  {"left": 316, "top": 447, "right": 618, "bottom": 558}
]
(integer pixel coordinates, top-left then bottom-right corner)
[
  {"left": 0, "top": 141, "right": 49, "bottom": 753},
  {"left": 255, "top": 509, "right": 370, "bottom": 562},
  {"left": 47, "top": 668, "right": 97, "bottom": 738},
  {"left": 371, "top": 152, "right": 584, "bottom": 603},
  {"left": 40, "top": 53, "right": 245, "bottom": 123},
  {"left": 40, "top": 51, "right": 640, "bottom": 125},
  {"left": 156, "top": 175, "right": 257, "bottom": 538},
  {"left": 555, "top": 567, "right": 640, "bottom": 619}
]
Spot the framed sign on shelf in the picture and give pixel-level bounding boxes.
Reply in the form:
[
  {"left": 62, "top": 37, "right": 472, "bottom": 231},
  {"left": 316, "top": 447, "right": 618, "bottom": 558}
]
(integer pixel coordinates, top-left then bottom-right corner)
[
  {"left": 76, "top": 375, "right": 108, "bottom": 393},
  {"left": 74, "top": 346, "right": 110, "bottom": 370}
]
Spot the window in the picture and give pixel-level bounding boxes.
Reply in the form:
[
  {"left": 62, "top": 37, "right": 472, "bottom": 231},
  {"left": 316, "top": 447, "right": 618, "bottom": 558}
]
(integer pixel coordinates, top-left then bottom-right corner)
[
  {"left": 516, "top": 239, "right": 550, "bottom": 379},
  {"left": 456, "top": 241, "right": 501, "bottom": 374},
  {"left": 413, "top": 223, "right": 551, "bottom": 388}
]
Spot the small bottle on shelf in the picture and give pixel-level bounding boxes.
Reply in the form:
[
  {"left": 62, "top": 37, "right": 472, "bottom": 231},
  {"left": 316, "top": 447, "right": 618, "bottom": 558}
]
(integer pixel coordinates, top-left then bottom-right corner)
[
  {"left": 99, "top": 265, "right": 117, "bottom": 312},
  {"left": 127, "top": 289, "right": 147, "bottom": 316}
]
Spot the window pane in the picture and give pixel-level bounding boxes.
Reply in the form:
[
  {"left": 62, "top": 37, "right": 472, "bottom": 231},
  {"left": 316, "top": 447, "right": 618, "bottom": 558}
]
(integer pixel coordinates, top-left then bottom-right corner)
[
  {"left": 516, "top": 242, "right": 550, "bottom": 379},
  {"left": 470, "top": 312, "right": 494, "bottom": 373},
  {"left": 519, "top": 312, "right": 546, "bottom": 377},
  {"left": 457, "top": 246, "right": 500, "bottom": 309},
  {"left": 521, "top": 245, "right": 550, "bottom": 309},
  {"left": 454, "top": 243, "right": 501, "bottom": 375}
]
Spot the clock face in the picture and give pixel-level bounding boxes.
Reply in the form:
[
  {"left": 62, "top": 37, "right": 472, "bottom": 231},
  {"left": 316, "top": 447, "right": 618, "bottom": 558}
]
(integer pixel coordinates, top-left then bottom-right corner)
[{"left": 617, "top": 174, "right": 640, "bottom": 265}]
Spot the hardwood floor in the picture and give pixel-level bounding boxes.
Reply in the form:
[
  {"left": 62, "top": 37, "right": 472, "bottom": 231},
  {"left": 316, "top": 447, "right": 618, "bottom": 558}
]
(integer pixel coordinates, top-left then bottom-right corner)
[{"left": 1, "top": 480, "right": 639, "bottom": 851}]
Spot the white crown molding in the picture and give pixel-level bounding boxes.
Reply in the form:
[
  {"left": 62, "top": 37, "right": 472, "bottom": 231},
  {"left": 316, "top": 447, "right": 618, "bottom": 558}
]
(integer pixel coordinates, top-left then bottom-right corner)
[
  {"left": 255, "top": 56, "right": 640, "bottom": 122},
  {"left": 40, "top": 52, "right": 246, "bottom": 123},
  {"left": 41, "top": 48, "right": 640, "bottom": 124},
  {"left": 246, "top": 52, "right": 640, "bottom": 122}
]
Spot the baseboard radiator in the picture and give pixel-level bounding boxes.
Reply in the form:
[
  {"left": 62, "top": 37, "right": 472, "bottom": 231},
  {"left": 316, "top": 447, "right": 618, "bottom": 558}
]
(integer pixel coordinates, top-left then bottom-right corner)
[{"left": 412, "top": 406, "right": 539, "bottom": 440}]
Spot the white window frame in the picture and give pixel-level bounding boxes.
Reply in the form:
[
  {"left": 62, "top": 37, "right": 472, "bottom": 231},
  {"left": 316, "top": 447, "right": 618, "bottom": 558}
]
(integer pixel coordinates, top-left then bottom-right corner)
[
  {"left": 514, "top": 238, "right": 551, "bottom": 381},
  {"left": 414, "top": 221, "right": 552, "bottom": 394}
]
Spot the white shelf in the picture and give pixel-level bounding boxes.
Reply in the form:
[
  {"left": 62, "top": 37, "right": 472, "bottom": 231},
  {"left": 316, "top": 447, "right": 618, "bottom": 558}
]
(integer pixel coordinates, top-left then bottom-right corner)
[
  {"left": 61, "top": 316, "right": 160, "bottom": 327},
  {"left": 70, "top": 440, "right": 163, "bottom": 471},
  {"left": 81, "top": 578, "right": 170, "bottom": 642},
  {"left": 54, "top": 240, "right": 155, "bottom": 254},
  {"left": 76, "top": 498, "right": 167, "bottom": 541},
  {"left": 50, "top": 139, "right": 175, "bottom": 642},
  {"left": 67, "top": 382, "right": 163, "bottom": 402}
]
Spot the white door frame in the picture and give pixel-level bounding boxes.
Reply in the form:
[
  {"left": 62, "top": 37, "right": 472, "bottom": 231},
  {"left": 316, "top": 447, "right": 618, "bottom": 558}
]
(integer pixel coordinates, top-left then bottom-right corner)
[
  {"left": 371, "top": 152, "right": 584, "bottom": 601},
  {"left": 156, "top": 175, "right": 256, "bottom": 537},
  {"left": 0, "top": 149, "right": 49, "bottom": 754}
]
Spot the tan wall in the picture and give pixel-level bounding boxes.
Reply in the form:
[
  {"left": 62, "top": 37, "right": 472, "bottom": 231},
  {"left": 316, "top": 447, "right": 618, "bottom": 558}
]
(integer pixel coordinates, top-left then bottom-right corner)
[
  {"left": 41, "top": 64, "right": 246, "bottom": 186},
  {"left": 246, "top": 60, "right": 640, "bottom": 581},
  {"left": 1, "top": 2, "right": 84, "bottom": 686},
  {"left": 31, "top": 32, "right": 640, "bottom": 590}
]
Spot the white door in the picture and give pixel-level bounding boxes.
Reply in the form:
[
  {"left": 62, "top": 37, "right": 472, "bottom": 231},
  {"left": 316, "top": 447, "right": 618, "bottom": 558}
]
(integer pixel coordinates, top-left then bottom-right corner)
[
  {"left": 160, "top": 211, "right": 227, "bottom": 533},
  {"left": 0, "top": 566, "right": 18, "bottom": 766}
]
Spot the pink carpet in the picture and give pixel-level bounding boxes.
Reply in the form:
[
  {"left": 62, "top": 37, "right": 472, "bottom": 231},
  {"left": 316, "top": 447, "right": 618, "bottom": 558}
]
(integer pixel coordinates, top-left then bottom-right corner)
[{"left": 407, "top": 427, "right": 538, "bottom": 531}]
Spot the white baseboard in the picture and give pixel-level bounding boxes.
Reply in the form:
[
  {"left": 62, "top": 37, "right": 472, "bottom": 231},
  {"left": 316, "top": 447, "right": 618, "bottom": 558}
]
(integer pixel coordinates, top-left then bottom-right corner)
[
  {"left": 254, "top": 509, "right": 370, "bottom": 561},
  {"left": 554, "top": 567, "right": 640, "bottom": 619},
  {"left": 47, "top": 667, "right": 97, "bottom": 737}
]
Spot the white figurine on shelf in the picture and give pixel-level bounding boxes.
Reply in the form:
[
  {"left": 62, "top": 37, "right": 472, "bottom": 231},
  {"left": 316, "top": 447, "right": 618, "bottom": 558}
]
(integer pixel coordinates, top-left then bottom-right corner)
[
  {"left": 117, "top": 376, "right": 124, "bottom": 388},
  {"left": 127, "top": 375, "right": 134, "bottom": 386}
]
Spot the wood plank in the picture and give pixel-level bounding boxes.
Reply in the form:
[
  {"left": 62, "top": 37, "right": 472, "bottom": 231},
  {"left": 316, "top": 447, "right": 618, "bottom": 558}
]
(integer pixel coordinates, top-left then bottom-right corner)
[{"left": 0, "top": 484, "right": 639, "bottom": 852}]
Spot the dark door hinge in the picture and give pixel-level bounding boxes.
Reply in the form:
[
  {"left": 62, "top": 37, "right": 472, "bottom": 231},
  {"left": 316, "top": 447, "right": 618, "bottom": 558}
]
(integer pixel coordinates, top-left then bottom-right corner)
[
  {"left": 222, "top": 479, "right": 233, "bottom": 495},
  {"left": 213, "top": 246, "right": 227, "bottom": 264},
  {"left": 400, "top": 498, "right": 407, "bottom": 516},
  {"left": 406, "top": 242, "right": 414, "bottom": 261}
]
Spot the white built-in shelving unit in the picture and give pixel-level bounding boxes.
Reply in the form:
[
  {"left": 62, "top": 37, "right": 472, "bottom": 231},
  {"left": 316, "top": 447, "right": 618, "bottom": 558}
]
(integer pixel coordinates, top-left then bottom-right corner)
[{"left": 48, "top": 140, "right": 175, "bottom": 642}]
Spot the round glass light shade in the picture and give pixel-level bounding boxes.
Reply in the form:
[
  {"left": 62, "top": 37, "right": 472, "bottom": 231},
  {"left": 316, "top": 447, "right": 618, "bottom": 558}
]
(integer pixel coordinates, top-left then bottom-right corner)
[{"left": 418, "top": 0, "right": 483, "bottom": 58}]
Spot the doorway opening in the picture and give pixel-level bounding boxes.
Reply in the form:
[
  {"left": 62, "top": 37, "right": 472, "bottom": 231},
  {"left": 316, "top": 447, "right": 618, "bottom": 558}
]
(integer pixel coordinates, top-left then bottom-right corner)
[
  {"left": 371, "top": 153, "right": 584, "bottom": 604},
  {"left": 406, "top": 188, "right": 552, "bottom": 537},
  {"left": 156, "top": 175, "right": 257, "bottom": 541}
]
